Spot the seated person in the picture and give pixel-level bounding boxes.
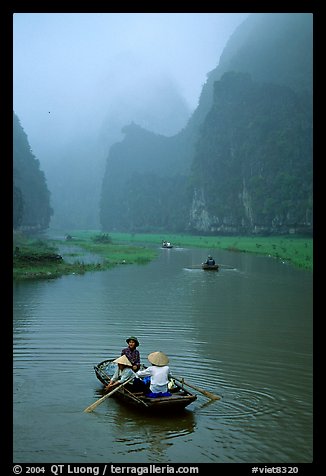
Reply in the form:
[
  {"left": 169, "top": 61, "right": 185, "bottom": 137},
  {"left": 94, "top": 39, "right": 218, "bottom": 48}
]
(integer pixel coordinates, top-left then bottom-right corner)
[
  {"left": 121, "top": 336, "right": 141, "bottom": 371},
  {"left": 104, "top": 355, "right": 136, "bottom": 392},
  {"left": 205, "top": 255, "right": 215, "bottom": 265},
  {"left": 136, "top": 351, "right": 172, "bottom": 398}
]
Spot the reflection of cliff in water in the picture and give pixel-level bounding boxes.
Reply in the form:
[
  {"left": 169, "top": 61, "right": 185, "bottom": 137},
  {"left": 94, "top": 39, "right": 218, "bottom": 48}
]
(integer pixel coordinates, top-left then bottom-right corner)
[{"left": 111, "top": 403, "right": 196, "bottom": 461}]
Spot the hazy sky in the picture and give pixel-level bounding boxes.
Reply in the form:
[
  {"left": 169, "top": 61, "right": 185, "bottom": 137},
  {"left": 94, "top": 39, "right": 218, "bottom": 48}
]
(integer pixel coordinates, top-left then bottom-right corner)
[{"left": 13, "top": 12, "right": 249, "bottom": 161}]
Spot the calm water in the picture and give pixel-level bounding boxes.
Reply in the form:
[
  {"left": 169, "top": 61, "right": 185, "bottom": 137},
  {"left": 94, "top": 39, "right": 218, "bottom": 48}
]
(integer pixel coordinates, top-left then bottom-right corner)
[{"left": 13, "top": 245, "right": 313, "bottom": 463}]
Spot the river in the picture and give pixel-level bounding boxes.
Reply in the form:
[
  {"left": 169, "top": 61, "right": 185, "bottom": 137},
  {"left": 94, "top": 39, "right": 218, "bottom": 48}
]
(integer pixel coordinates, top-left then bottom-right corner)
[{"left": 13, "top": 245, "right": 313, "bottom": 463}]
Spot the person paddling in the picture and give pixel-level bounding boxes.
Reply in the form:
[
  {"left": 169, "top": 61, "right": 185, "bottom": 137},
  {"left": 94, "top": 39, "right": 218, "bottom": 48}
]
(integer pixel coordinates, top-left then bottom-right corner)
[
  {"left": 104, "top": 355, "right": 136, "bottom": 392},
  {"left": 204, "top": 255, "right": 215, "bottom": 265}
]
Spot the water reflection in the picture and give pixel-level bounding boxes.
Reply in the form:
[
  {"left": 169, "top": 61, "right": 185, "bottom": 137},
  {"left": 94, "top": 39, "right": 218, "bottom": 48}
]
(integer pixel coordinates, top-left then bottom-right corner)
[
  {"left": 110, "top": 403, "right": 196, "bottom": 461},
  {"left": 13, "top": 246, "right": 313, "bottom": 463}
]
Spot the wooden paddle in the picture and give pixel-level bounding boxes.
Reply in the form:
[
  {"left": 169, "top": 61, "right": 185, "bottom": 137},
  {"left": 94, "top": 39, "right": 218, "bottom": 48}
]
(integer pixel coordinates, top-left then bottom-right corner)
[
  {"left": 173, "top": 376, "right": 221, "bottom": 400},
  {"left": 123, "top": 386, "right": 150, "bottom": 408},
  {"left": 83, "top": 377, "right": 134, "bottom": 413}
]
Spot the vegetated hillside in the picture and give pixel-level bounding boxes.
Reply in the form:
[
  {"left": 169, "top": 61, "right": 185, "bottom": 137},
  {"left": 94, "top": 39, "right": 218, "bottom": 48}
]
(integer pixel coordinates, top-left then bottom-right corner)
[
  {"left": 100, "top": 13, "right": 312, "bottom": 235},
  {"left": 13, "top": 112, "right": 53, "bottom": 231},
  {"left": 189, "top": 72, "right": 312, "bottom": 234},
  {"left": 100, "top": 123, "right": 193, "bottom": 232}
]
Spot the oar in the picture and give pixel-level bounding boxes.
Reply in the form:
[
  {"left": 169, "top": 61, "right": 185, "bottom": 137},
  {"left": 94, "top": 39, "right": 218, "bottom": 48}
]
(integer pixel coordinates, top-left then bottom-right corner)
[
  {"left": 123, "top": 386, "right": 150, "bottom": 408},
  {"left": 83, "top": 377, "right": 134, "bottom": 413},
  {"left": 173, "top": 376, "right": 221, "bottom": 400},
  {"left": 219, "top": 264, "right": 236, "bottom": 270},
  {"left": 188, "top": 264, "right": 218, "bottom": 269}
]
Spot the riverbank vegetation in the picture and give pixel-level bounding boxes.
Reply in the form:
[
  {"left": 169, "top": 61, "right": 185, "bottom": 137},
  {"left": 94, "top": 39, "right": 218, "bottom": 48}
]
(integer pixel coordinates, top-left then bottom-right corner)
[
  {"left": 13, "top": 230, "right": 312, "bottom": 281},
  {"left": 62, "top": 230, "right": 312, "bottom": 270},
  {"left": 108, "top": 232, "right": 313, "bottom": 271},
  {"left": 13, "top": 231, "right": 157, "bottom": 281}
]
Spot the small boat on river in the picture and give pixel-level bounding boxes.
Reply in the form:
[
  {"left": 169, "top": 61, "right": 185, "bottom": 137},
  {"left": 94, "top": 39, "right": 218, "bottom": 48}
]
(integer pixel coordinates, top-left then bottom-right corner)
[
  {"left": 202, "top": 263, "right": 219, "bottom": 271},
  {"left": 162, "top": 240, "right": 173, "bottom": 248},
  {"left": 94, "top": 359, "right": 197, "bottom": 412}
]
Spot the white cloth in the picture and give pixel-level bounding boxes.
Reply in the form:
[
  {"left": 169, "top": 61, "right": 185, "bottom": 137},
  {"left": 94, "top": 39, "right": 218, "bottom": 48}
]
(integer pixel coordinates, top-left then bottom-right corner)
[
  {"left": 111, "top": 366, "right": 136, "bottom": 384},
  {"left": 136, "top": 365, "right": 171, "bottom": 394}
]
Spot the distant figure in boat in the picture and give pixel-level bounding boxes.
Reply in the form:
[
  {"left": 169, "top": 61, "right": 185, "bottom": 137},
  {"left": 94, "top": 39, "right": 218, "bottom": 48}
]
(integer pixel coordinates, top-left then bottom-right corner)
[
  {"left": 136, "top": 351, "right": 172, "bottom": 398},
  {"left": 121, "top": 336, "right": 141, "bottom": 371},
  {"left": 104, "top": 355, "right": 136, "bottom": 392},
  {"left": 162, "top": 240, "right": 173, "bottom": 248},
  {"left": 204, "top": 255, "right": 216, "bottom": 265}
]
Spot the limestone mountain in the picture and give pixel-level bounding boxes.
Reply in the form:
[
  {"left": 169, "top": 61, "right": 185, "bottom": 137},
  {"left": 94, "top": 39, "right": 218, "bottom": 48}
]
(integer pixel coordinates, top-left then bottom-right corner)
[
  {"left": 13, "top": 112, "right": 53, "bottom": 231},
  {"left": 100, "top": 13, "right": 312, "bottom": 235}
]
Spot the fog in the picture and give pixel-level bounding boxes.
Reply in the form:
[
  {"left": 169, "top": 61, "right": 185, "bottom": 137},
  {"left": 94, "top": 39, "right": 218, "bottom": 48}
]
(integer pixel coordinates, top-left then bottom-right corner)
[{"left": 13, "top": 13, "right": 249, "bottom": 229}]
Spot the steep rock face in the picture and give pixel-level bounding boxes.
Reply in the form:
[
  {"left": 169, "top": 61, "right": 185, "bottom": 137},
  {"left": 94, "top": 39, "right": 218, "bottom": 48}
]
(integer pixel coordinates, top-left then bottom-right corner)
[
  {"left": 100, "top": 13, "right": 313, "bottom": 236},
  {"left": 189, "top": 189, "right": 212, "bottom": 232},
  {"left": 13, "top": 112, "right": 53, "bottom": 231},
  {"left": 100, "top": 123, "right": 191, "bottom": 232},
  {"left": 189, "top": 188, "right": 241, "bottom": 234},
  {"left": 218, "top": 13, "right": 312, "bottom": 94},
  {"left": 186, "top": 13, "right": 313, "bottom": 235},
  {"left": 188, "top": 72, "right": 312, "bottom": 235},
  {"left": 241, "top": 178, "right": 254, "bottom": 229}
]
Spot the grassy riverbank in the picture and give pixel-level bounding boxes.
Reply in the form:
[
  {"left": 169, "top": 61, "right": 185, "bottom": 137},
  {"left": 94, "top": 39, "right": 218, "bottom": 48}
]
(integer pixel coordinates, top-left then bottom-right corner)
[
  {"left": 13, "top": 230, "right": 312, "bottom": 281},
  {"left": 13, "top": 231, "right": 158, "bottom": 281},
  {"left": 62, "top": 230, "right": 312, "bottom": 270},
  {"left": 108, "top": 232, "right": 313, "bottom": 271}
]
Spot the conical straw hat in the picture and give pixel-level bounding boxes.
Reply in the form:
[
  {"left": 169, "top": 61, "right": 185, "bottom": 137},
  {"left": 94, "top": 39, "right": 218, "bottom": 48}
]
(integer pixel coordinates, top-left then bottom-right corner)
[
  {"left": 113, "top": 355, "right": 132, "bottom": 366},
  {"left": 147, "top": 351, "right": 169, "bottom": 367}
]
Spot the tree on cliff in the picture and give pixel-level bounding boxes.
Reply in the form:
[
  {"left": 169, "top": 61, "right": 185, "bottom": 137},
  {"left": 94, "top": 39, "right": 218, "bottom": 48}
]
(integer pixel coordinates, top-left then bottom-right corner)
[{"left": 13, "top": 112, "right": 53, "bottom": 231}]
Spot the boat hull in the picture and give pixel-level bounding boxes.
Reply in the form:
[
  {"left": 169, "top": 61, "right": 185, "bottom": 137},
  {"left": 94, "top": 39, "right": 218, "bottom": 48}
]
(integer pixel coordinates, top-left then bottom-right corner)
[{"left": 202, "top": 264, "right": 219, "bottom": 271}]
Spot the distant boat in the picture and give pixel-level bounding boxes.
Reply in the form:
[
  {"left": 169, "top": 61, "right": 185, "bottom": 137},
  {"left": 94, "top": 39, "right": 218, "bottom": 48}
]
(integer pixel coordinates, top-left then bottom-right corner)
[
  {"left": 202, "top": 263, "right": 219, "bottom": 271},
  {"left": 162, "top": 241, "right": 173, "bottom": 248}
]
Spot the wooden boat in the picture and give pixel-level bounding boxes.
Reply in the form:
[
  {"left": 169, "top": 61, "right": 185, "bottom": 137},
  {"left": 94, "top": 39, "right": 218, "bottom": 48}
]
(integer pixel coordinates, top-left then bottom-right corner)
[
  {"left": 202, "top": 263, "right": 219, "bottom": 271},
  {"left": 94, "top": 359, "right": 197, "bottom": 412},
  {"left": 162, "top": 241, "right": 173, "bottom": 248}
]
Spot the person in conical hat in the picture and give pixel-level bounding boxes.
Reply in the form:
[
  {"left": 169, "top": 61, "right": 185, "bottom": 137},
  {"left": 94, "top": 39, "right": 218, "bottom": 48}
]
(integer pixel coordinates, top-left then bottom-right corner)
[
  {"left": 113, "top": 355, "right": 133, "bottom": 366},
  {"left": 121, "top": 336, "right": 141, "bottom": 371},
  {"left": 136, "top": 351, "right": 172, "bottom": 397},
  {"left": 147, "top": 351, "right": 169, "bottom": 366},
  {"left": 105, "top": 355, "right": 136, "bottom": 392}
]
